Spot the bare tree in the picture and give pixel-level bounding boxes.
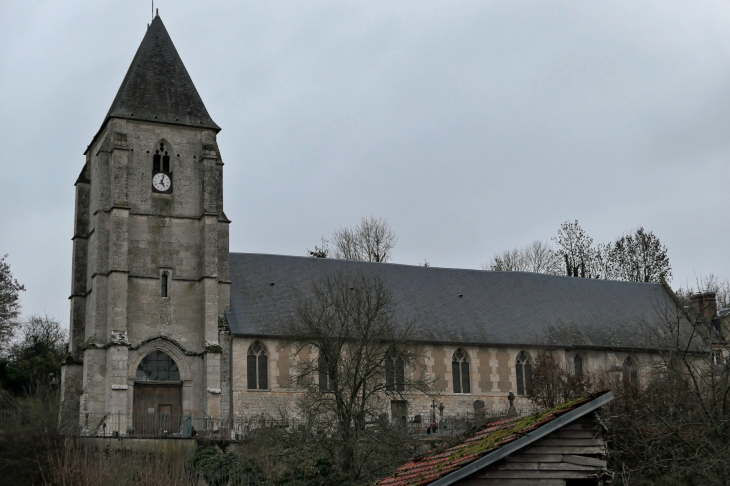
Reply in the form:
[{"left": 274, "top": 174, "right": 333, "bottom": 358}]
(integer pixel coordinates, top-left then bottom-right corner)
[
  {"left": 5, "top": 315, "right": 67, "bottom": 394},
  {"left": 612, "top": 227, "right": 672, "bottom": 282},
  {"left": 0, "top": 255, "right": 25, "bottom": 353},
  {"left": 483, "top": 240, "right": 562, "bottom": 274},
  {"left": 487, "top": 221, "right": 673, "bottom": 283},
  {"left": 553, "top": 220, "right": 595, "bottom": 278},
  {"left": 483, "top": 247, "right": 524, "bottom": 272},
  {"left": 307, "top": 237, "right": 330, "bottom": 259},
  {"left": 697, "top": 275, "right": 729, "bottom": 308},
  {"left": 9, "top": 314, "right": 68, "bottom": 359},
  {"left": 529, "top": 351, "right": 593, "bottom": 409},
  {"left": 317, "top": 216, "right": 397, "bottom": 263},
  {"left": 606, "top": 298, "right": 730, "bottom": 485},
  {"left": 283, "top": 269, "right": 431, "bottom": 484}
]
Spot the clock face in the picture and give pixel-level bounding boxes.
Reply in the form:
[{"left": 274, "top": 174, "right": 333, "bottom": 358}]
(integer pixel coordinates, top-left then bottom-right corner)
[{"left": 152, "top": 173, "right": 171, "bottom": 192}]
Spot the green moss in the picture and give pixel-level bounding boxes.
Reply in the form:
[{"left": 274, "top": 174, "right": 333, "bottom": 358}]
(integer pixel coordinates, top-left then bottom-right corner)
[{"left": 428, "top": 397, "right": 592, "bottom": 468}]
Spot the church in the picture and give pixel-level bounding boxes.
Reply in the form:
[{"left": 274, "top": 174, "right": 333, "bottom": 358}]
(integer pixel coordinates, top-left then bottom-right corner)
[{"left": 60, "top": 15, "right": 684, "bottom": 435}]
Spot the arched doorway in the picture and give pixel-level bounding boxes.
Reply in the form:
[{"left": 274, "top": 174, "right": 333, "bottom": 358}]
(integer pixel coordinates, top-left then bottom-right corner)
[{"left": 133, "top": 350, "right": 182, "bottom": 436}]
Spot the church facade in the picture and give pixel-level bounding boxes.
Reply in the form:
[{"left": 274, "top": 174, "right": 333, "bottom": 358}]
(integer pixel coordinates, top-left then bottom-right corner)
[{"left": 60, "top": 16, "right": 685, "bottom": 434}]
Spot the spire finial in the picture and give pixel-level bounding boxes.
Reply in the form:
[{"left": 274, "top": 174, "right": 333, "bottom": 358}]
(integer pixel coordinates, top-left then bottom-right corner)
[{"left": 152, "top": 0, "right": 153, "bottom": 21}]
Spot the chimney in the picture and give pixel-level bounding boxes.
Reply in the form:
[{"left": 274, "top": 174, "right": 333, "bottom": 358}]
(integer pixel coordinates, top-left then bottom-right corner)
[{"left": 691, "top": 292, "right": 718, "bottom": 322}]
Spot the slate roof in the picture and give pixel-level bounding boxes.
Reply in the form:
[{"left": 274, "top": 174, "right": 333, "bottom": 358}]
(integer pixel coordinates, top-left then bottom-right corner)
[
  {"left": 226, "top": 253, "right": 682, "bottom": 349},
  {"left": 373, "top": 390, "right": 614, "bottom": 486},
  {"left": 103, "top": 15, "right": 219, "bottom": 132}
]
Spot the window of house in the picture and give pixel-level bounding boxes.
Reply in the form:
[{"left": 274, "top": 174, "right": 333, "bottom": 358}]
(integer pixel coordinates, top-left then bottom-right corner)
[
  {"left": 318, "top": 355, "right": 329, "bottom": 391},
  {"left": 516, "top": 351, "right": 532, "bottom": 396},
  {"left": 136, "top": 350, "right": 180, "bottom": 381},
  {"left": 452, "top": 348, "right": 471, "bottom": 394},
  {"left": 385, "top": 355, "right": 405, "bottom": 392},
  {"left": 161, "top": 272, "right": 168, "bottom": 297},
  {"left": 153, "top": 142, "right": 170, "bottom": 173},
  {"left": 247, "top": 341, "right": 268, "bottom": 390},
  {"left": 574, "top": 354, "right": 583, "bottom": 377},
  {"left": 622, "top": 356, "right": 638, "bottom": 389}
]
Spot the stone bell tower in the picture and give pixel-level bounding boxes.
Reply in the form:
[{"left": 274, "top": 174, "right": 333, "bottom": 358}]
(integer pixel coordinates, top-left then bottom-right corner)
[{"left": 60, "top": 14, "right": 231, "bottom": 432}]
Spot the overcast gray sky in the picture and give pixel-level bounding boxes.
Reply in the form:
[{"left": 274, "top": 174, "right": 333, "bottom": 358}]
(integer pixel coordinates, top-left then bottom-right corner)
[{"left": 1, "top": 1, "right": 728, "bottom": 325}]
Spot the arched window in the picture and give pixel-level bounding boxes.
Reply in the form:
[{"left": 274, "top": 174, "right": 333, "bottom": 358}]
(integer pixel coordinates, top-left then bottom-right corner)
[
  {"left": 574, "top": 354, "right": 584, "bottom": 377},
  {"left": 385, "top": 355, "right": 405, "bottom": 392},
  {"left": 136, "top": 350, "right": 180, "bottom": 381},
  {"left": 247, "top": 341, "right": 268, "bottom": 390},
  {"left": 516, "top": 351, "right": 532, "bottom": 396},
  {"left": 161, "top": 272, "right": 168, "bottom": 297},
  {"left": 452, "top": 348, "right": 471, "bottom": 394},
  {"left": 622, "top": 357, "right": 638, "bottom": 389},
  {"left": 153, "top": 142, "right": 171, "bottom": 173},
  {"left": 318, "top": 355, "right": 329, "bottom": 391}
]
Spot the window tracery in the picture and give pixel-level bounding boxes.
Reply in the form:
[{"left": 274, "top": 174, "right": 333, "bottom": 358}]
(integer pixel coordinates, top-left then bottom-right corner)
[
  {"left": 452, "top": 348, "right": 471, "bottom": 394},
  {"left": 516, "top": 351, "right": 532, "bottom": 396},
  {"left": 247, "top": 341, "right": 268, "bottom": 390}
]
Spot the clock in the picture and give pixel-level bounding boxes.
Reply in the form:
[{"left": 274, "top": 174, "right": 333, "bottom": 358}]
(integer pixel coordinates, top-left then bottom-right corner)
[{"left": 152, "top": 172, "right": 172, "bottom": 193}]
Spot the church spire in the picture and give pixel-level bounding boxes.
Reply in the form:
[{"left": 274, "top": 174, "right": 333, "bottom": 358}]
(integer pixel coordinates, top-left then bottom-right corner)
[{"left": 105, "top": 15, "right": 220, "bottom": 131}]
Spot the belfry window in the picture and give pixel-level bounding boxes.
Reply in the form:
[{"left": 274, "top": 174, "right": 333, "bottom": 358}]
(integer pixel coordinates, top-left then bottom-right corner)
[
  {"left": 153, "top": 142, "right": 170, "bottom": 173},
  {"left": 136, "top": 350, "right": 180, "bottom": 381},
  {"left": 161, "top": 273, "right": 168, "bottom": 297},
  {"left": 516, "top": 351, "right": 532, "bottom": 396},
  {"left": 247, "top": 341, "right": 268, "bottom": 390},
  {"left": 452, "top": 348, "right": 471, "bottom": 394},
  {"left": 385, "top": 354, "right": 405, "bottom": 392}
]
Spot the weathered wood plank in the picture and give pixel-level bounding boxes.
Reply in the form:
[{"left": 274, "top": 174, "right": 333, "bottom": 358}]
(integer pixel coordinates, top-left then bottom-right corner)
[
  {"left": 495, "top": 462, "right": 598, "bottom": 472},
  {"left": 505, "top": 454, "right": 563, "bottom": 463},
  {"left": 547, "top": 430, "right": 601, "bottom": 439},
  {"left": 522, "top": 446, "right": 605, "bottom": 455},
  {"left": 562, "top": 455, "right": 607, "bottom": 468},
  {"left": 474, "top": 470, "right": 598, "bottom": 479},
  {"left": 559, "top": 423, "right": 600, "bottom": 431},
  {"left": 457, "top": 479, "right": 565, "bottom": 486},
  {"left": 537, "top": 438, "right": 604, "bottom": 447}
]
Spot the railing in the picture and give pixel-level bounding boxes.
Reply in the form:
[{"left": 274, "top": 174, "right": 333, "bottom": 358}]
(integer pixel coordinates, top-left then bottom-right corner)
[
  {"left": 75, "top": 403, "right": 537, "bottom": 440},
  {"left": 394, "top": 406, "right": 534, "bottom": 438},
  {"left": 79, "top": 411, "right": 232, "bottom": 439}
]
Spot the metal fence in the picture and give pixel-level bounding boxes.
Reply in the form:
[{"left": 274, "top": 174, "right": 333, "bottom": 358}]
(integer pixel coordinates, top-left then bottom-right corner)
[
  {"left": 73, "top": 404, "right": 537, "bottom": 440},
  {"left": 78, "top": 411, "right": 232, "bottom": 439},
  {"left": 0, "top": 400, "right": 538, "bottom": 440},
  {"left": 395, "top": 405, "right": 535, "bottom": 438}
]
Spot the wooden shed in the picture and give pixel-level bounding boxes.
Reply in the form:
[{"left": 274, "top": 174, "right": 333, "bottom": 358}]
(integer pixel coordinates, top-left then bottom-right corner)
[{"left": 375, "top": 391, "right": 614, "bottom": 486}]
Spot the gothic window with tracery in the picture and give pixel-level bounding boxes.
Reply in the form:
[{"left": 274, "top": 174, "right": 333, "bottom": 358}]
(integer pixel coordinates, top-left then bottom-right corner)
[
  {"left": 452, "top": 348, "right": 471, "bottom": 394},
  {"left": 136, "top": 350, "right": 180, "bottom": 381},
  {"left": 385, "top": 355, "right": 405, "bottom": 392},
  {"left": 516, "top": 351, "right": 532, "bottom": 396},
  {"left": 318, "top": 355, "right": 329, "bottom": 391},
  {"left": 247, "top": 341, "right": 268, "bottom": 390},
  {"left": 574, "top": 354, "right": 584, "bottom": 377},
  {"left": 153, "top": 142, "right": 171, "bottom": 173},
  {"left": 622, "top": 356, "right": 638, "bottom": 389}
]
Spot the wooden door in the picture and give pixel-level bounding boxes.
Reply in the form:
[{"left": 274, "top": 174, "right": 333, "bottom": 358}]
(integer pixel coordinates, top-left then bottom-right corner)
[{"left": 133, "top": 384, "right": 181, "bottom": 436}]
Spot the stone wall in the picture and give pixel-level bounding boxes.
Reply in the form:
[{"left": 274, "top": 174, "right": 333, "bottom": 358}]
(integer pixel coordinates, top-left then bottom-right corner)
[
  {"left": 71, "top": 117, "right": 230, "bottom": 419},
  {"left": 230, "top": 336, "right": 658, "bottom": 420}
]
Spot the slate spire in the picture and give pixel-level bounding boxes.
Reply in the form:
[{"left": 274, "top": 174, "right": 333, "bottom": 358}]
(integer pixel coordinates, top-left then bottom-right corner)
[{"left": 105, "top": 15, "right": 220, "bottom": 130}]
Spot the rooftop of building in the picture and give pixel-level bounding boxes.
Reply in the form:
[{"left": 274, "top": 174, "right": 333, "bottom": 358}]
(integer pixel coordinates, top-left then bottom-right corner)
[{"left": 226, "top": 252, "right": 682, "bottom": 349}]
